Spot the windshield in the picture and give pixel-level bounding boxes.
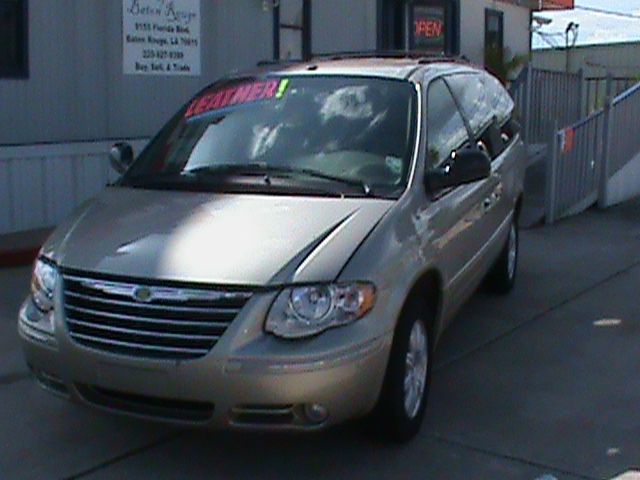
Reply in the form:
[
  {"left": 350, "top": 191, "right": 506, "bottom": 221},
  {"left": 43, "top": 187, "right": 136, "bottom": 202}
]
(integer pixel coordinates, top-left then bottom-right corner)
[{"left": 121, "top": 75, "right": 418, "bottom": 198}]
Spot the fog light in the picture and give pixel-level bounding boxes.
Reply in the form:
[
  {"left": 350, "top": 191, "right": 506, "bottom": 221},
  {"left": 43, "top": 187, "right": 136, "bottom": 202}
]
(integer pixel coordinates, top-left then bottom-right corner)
[{"left": 303, "top": 403, "right": 329, "bottom": 424}]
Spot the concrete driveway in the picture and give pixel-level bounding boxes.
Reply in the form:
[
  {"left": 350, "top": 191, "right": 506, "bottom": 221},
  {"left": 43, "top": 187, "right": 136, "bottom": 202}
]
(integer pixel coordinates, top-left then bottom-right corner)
[{"left": 1, "top": 199, "right": 639, "bottom": 480}]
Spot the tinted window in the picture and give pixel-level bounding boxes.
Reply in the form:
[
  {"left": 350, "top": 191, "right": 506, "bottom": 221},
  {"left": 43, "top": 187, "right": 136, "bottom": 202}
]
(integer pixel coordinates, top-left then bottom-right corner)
[
  {"left": 426, "top": 79, "right": 470, "bottom": 168},
  {"left": 0, "top": 0, "right": 27, "bottom": 78},
  {"left": 446, "top": 73, "right": 514, "bottom": 136},
  {"left": 122, "top": 76, "right": 418, "bottom": 197}
]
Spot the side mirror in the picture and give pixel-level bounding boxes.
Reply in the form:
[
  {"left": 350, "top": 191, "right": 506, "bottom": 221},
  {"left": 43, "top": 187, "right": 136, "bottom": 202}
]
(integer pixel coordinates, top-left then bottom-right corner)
[
  {"left": 109, "top": 142, "right": 135, "bottom": 174},
  {"left": 425, "top": 149, "right": 491, "bottom": 192}
]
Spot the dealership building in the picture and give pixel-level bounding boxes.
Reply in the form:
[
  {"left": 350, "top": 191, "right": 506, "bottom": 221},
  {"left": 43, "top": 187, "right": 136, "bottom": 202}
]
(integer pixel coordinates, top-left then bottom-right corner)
[{"left": 0, "top": 0, "right": 571, "bottom": 241}]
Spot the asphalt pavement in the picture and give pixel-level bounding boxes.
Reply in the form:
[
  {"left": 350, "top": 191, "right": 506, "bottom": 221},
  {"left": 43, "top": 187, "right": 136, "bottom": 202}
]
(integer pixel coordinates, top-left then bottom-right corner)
[{"left": 1, "top": 198, "right": 640, "bottom": 480}]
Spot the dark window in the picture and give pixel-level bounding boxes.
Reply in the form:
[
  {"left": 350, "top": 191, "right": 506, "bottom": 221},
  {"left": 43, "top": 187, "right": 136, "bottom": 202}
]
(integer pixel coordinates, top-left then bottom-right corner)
[
  {"left": 379, "top": 0, "right": 460, "bottom": 56},
  {"left": 484, "top": 9, "right": 504, "bottom": 68},
  {"left": 0, "top": 0, "right": 28, "bottom": 78},
  {"left": 426, "top": 79, "right": 470, "bottom": 168},
  {"left": 446, "top": 73, "right": 515, "bottom": 159}
]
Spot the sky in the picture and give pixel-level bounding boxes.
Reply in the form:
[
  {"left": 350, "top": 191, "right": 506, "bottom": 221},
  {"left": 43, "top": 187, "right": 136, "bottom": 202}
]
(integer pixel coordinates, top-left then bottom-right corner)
[{"left": 532, "top": 0, "right": 640, "bottom": 49}]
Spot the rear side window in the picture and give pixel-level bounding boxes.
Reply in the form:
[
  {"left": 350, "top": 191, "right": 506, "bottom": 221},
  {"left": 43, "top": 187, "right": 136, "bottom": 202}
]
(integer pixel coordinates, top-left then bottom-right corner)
[
  {"left": 426, "top": 79, "right": 470, "bottom": 168},
  {"left": 446, "top": 72, "right": 515, "bottom": 159},
  {"left": 446, "top": 73, "right": 514, "bottom": 135}
]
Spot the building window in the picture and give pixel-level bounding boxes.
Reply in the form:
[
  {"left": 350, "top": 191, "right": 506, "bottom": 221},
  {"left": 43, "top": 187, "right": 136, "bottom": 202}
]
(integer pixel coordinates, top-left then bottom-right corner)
[
  {"left": 379, "top": 0, "right": 459, "bottom": 57},
  {"left": 273, "top": 0, "right": 311, "bottom": 61},
  {"left": 484, "top": 9, "right": 504, "bottom": 67},
  {"left": 0, "top": 0, "right": 28, "bottom": 78}
]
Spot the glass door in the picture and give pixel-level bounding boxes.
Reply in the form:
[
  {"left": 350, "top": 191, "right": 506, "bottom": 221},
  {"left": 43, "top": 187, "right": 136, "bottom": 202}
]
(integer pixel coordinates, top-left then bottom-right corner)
[{"left": 273, "top": 0, "right": 311, "bottom": 61}]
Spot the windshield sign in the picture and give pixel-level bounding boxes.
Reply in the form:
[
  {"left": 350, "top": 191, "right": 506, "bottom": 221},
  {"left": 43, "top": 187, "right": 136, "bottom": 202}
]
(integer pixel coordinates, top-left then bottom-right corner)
[
  {"left": 184, "top": 79, "right": 290, "bottom": 119},
  {"left": 122, "top": 76, "right": 418, "bottom": 198}
]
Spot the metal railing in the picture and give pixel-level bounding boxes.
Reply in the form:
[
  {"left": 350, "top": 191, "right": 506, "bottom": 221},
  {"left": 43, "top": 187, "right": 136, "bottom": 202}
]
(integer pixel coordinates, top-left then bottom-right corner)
[
  {"left": 609, "top": 83, "right": 640, "bottom": 175},
  {"left": 546, "top": 77, "right": 640, "bottom": 223},
  {"left": 585, "top": 76, "right": 638, "bottom": 114},
  {"left": 546, "top": 112, "right": 605, "bottom": 223},
  {"left": 510, "top": 67, "right": 583, "bottom": 146}
]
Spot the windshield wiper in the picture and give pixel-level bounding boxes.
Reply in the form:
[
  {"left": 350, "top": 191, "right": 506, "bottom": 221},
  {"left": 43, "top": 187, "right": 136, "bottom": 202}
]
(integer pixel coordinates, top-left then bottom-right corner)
[
  {"left": 185, "top": 163, "right": 290, "bottom": 176},
  {"left": 185, "top": 164, "right": 374, "bottom": 196},
  {"left": 292, "top": 168, "right": 373, "bottom": 196}
]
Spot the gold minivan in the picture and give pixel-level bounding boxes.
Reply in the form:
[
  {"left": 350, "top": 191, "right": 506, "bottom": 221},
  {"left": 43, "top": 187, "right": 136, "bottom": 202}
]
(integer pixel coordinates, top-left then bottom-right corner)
[{"left": 20, "top": 54, "right": 525, "bottom": 441}]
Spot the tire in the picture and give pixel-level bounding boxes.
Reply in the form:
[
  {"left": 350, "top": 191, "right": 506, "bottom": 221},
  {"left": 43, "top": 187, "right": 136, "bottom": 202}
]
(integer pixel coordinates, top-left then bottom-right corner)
[
  {"left": 368, "top": 298, "right": 433, "bottom": 442},
  {"left": 486, "top": 215, "right": 518, "bottom": 294}
]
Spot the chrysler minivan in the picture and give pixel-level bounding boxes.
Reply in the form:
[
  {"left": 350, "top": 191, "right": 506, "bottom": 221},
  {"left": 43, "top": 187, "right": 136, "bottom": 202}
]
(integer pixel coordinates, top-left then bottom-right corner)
[{"left": 19, "top": 54, "right": 525, "bottom": 441}]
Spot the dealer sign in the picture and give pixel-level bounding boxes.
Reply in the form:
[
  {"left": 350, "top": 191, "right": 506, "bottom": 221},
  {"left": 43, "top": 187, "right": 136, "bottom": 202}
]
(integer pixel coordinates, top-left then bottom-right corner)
[{"left": 123, "top": 0, "right": 201, "bottom": 76}]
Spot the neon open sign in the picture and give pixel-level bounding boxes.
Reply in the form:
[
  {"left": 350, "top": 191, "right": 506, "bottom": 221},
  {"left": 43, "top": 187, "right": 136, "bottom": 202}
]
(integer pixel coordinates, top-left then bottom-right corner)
[
  {"left": 414, "top": 18, "right": 444, "bottom": 39},
  {"left": 411, "top": 5, "right": 446, "bottom": 51}
]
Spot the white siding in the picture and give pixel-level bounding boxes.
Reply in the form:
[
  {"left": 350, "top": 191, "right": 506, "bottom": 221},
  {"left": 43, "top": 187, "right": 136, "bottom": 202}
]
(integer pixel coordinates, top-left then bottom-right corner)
[{"left": 0, "top": 140, "right": 148, "bottom": 235}]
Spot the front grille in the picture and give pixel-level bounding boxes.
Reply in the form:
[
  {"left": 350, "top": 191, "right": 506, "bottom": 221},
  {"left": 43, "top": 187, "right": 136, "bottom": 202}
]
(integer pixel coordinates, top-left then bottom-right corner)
[{"left": 62, "top": 272, "right": 253, "bottom": 360}]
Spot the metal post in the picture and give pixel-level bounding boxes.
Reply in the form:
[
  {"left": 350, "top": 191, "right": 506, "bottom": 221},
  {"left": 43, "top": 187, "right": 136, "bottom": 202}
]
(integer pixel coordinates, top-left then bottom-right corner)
[
  {"left": 598, "top": 73, "right": 614, "bottom": 209},
  {"left": 524, "top": 65, "right": 533, "bottom": 148},
  {"left": 546, "top": 120, "right": 559, "bottom": 225},
  {"left": 577, "top": 68, "right": 584, "bottom": 119}
]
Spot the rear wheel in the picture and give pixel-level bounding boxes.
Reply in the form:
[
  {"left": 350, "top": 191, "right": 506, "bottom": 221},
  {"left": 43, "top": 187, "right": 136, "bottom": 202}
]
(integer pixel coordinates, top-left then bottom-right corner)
[
  {"left": 486, "top": 215, "right": 518, "bottom": 294},
  {"left": 368, "top": 299, "right": 433, "bottom": 442}
]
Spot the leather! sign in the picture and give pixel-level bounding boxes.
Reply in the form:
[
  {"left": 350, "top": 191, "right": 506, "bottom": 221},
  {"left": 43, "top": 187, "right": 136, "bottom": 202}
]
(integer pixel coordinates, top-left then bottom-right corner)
[{"left": 184, "top": 79, "right": 289, "bottom": 119}]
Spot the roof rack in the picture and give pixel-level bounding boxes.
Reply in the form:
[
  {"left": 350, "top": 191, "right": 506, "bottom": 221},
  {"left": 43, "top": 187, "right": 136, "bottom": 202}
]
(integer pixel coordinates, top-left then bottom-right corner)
[
  {"left": 256, "top": 59, "right": 302, "bottom": 67},
  {"left": 317, "top": 50, "right": 447, "bottom": 60},
  {"left": 256, "top": 50, "right": 470, "bottom": 67}
]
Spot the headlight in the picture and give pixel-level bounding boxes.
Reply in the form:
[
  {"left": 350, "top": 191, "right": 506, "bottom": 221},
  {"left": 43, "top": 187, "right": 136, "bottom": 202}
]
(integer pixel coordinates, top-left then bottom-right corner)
[
  {"left": 31, "top": 258, "right": 58, "bottom": 313},
  {"left": 265, "top": 283, "right": 376, "bottom": 339}
]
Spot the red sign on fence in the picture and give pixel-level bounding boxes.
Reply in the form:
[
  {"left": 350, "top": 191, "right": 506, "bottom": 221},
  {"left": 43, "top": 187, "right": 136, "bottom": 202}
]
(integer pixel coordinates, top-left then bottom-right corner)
[{"left": 560, "top": 127, "right": 576, "bottom": 155}]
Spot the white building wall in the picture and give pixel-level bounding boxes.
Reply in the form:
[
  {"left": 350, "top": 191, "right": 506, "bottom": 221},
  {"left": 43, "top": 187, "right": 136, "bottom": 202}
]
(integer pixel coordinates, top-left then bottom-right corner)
[
  {"left": 312, "top": 0, "right": 377, "bottom": 54},
  {"left": 533, "top": 42, "right": 640, "bottom": 77},
  {"left": 460, "top": 0, "right": 531, "bottom": 65},
  {"left": 0, "top": 0, "right": 274, "bottom": 146},
  {"left": 0, "top": 139, "right": 148, "bottom": 234},
  {"left": 607, "top": 152, "right": 640, "bottom": 207}
]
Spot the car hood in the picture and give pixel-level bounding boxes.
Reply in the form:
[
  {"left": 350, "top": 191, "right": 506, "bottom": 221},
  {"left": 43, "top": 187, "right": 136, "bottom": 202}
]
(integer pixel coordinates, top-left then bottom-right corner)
[{"left": 43, "top": 187, "right": 393, "bottom": 286}]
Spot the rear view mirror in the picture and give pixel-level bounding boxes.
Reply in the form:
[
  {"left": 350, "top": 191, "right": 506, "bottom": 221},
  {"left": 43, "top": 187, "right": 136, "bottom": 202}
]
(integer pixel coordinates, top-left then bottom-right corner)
[
  {"left": 425, "top": 149, "right": 491, "bottom": 192},
  {"left": 109, "top": 142, "right": 135, "bottom": 175}
]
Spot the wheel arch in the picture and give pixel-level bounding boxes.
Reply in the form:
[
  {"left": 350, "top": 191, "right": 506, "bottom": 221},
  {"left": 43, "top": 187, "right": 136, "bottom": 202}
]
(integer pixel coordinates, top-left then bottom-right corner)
[{"left": 397, "top": 268, "right": 444, "bottom": 345}]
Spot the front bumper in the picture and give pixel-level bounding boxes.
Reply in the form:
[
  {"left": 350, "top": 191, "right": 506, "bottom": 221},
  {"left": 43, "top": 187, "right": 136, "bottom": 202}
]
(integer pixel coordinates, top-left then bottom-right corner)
[{"left": 19, "top": 296, "right": 393, "bottom": 430}]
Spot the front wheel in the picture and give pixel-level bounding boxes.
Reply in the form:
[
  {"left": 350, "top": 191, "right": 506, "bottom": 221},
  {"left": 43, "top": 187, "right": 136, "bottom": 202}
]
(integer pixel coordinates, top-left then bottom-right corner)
[
  {"left": 368, "top": 303, "right": 432, "bottom": 442},
  {"left": 486, "top": 216, "right": 518, "bottom": 294}
]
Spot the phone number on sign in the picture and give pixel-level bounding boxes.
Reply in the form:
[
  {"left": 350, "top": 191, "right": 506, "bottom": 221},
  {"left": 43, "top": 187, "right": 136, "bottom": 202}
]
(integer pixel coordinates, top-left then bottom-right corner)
[{"left": 142, "top": 50, "right": 185, "bottom": 60}]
